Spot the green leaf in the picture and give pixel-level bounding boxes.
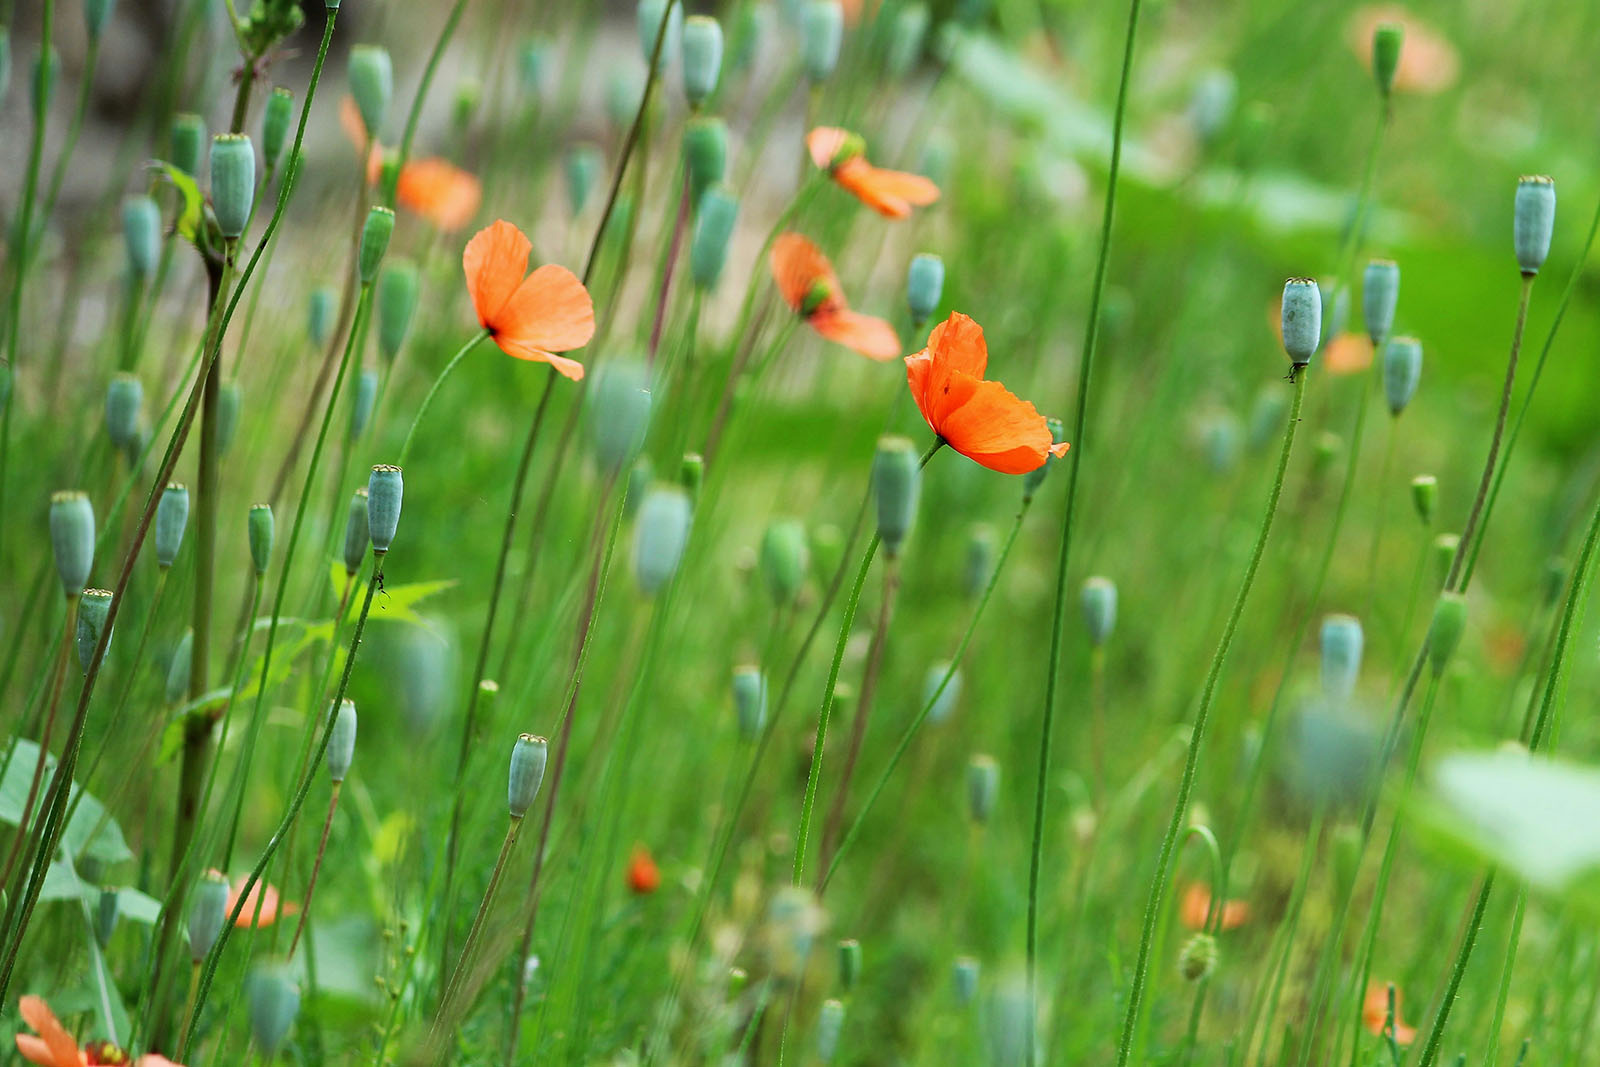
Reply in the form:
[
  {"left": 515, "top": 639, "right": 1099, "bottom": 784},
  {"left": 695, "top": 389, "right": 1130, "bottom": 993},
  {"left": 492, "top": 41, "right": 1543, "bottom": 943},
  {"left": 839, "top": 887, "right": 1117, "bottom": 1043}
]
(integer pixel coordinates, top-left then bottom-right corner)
[
  {"left": 329, "top": 560, "right": 456, "bottom": 626},
  {"left": 0, "top": 739, "right": 132, "bottom": 865},
  {"left": 146, "top": 160, "right": 204, "bottom": 241}
]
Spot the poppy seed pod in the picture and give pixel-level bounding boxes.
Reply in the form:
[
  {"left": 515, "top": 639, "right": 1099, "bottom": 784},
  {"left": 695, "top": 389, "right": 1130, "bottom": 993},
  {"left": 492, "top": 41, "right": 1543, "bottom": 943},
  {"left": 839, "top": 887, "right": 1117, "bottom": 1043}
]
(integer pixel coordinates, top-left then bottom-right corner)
[
  {"left": 953, "top": 956, "right": 980, "bottom": 1005},
  {"left": 1280, "top": 277, "right": 1321, "bottom": 367},
  {"left": 358, "top": 206, "right": 395, "bottom": 285},
  {"left": 1179, "top": 932, "right": 1219, "bottom": 982},
  {"left": 1513, "top": 176, "right": 1556, "bottom": 276},
  {"left": 326, "top": 699, "right": 357, "bottom": 782},
  {"left": 518, "top": 37, "right": 550, "bottom": 97},
  {"left": 105, "top": 374, "right": 142, "bottom": 451},
  {"left": 1188, "top": 69, "right": 1237, "bottom": 145},
  {"left": 837, "top": 939, "right": 861, "bottom": 990},
  {"left": 923, "top": 662, "right": 962, "bottom": 724},
  {"left": 1023, "top": 417, "right": 1066, "bottom": 501},
  {"left": 801, "top": 1, "right": 844, "bottom": 82},
  {"left": 154, "top": 483, "right": 190, "bottom": 569},
  {"left": 1319, "top": 613, "right": 1363, "bottom": 703},
  {"left": 166, "top": 630, "right": 193, "bottom": 705},
  {"left": 1201, "top": 413, "right": 1241, "bottom": 475},
  {"left": 1408, "top": 474, "right": 1437, "bottom": 526},
  {"left": 872, "top": 436, "right": 921, "bottom": 558},
  {"left": 588, "top": 360, "right": 653, "bottom": 473},
  {"left": 637, "top": 0, "right": 684, "bottom": 64},
  {"left": 309, "top": 285, "right": 336, "bottom": 346},
  {"left": 50, "top": 490, "right": 95, "bottom": 596},
  {"left": 508, "top": 734, "right": 549, "bottom": 817},
  {"left": 759, "top": 519, "right": 809, "bottom": 604},
  {"left": 248, "top": 503, "right": 274, "bottom": 575},
  {"left": 217, "top": 379, "right": 241, "bottom": 456},
  {"left": 247, "top": 964, "right": 300, "bottom": 1057},
  {"left": 887, "top": 4, "right": 929, "bottom": 78},
  {"left": 170, "top": 112, "right": 205, "bottom": 177},
  {"left": 566, "top": 143, "right": 603, "bottom": 214},
  {"left": 121, "top": 196, "right": 161, "bottom": 278},
  {"left": 1431, "top": 533, "right": 1459, "bottom": 589},
  {"left": 966, "top": 754, "right": 999, "bottom": 824},
  {"left": 816, "top": 998, "right": 845, "bottom": 1062},
  {"left": 690, "top": 186, "right": 738, "bottom": 290},
  {"left": 376, "top": 259, "right": 419, "bottom": 363},
  {"left": 261, "top": 86, "right": 292, "bottom": 173},
  {"left": 1426, "top": 592, "right": 1468, "bottom": 677},
  {"left": 732, "top": 665, "right": 767, "bottom": 740},
  {"left": 1361, "top": 259, "right": 1399, "bottom": 346},
  {"left": 1372, "top": 22, "right": 1404, "bottom": 97},
  {"left": 348, "top": 45, "right": 393, "bottom": 139},
  {"left": 1081, "top": 576, "right": 1117, "bottom": 646},
  {"left": 187, "top": 870, "right": 230, "bottom": 960},
  {"left": 680, "top": 15, "right": 723, "bottom": 106},
  {"left": 342, "top": 488, "right": 370, "bottom": 575},
  {"left": 349, "top": 369, "right": 378, "bottom": 441},
  {"left": 209, "top": 134, "right": 256, "bottom": 239},
  {"left": 1383, "top": 336, "right": 1422, "bottom": 415},
  {"left": 684, "top": 117, "right": 728, "bottom": 211},
  {"left": 367, "top": 465, "right": 403, "bottom": 553},
  {"left": 634, "top": 485, "right": 693, "bottom": 594},
  {"left": 964, "top": 525, "right": 995, "bottom": 598},
  {"left": 76, "top": 589, "right": 113, "bottom": 673},
  {"left": 906, "top": 253, "right": 944, "bottom": 325}
]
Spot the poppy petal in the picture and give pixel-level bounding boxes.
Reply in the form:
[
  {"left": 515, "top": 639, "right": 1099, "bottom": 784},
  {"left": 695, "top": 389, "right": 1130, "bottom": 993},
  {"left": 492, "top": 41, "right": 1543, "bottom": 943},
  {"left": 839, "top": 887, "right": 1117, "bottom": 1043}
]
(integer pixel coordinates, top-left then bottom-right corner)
[
  {"left": 14, "top": 1035, "right": 63, "bottom": 1067},
  {"left": 811, "top": 309, "right": 900, "bottom": 361},
  {"left": 937, "top": 375, "right": 1056, "bottom": 474},
  {"left": 339, "top": 95, "right": 369, "bottom": 148},
  {"left": 136, "top": 1057, "right": 187, "bottom": 1067},
  {"left": 770, "top": 233, "right": 841, "bottom": 314},
  {"left": 463, "top": 220, "right": 532, "bottom": 329},
  {"left": 806, "top": 126, "right": 853, "bottom": 170},
  {"left": 835, "top": 161, "right": 939, "bottom": 218},
  {"left": 496, "top": 341, "right": 587, "bottom": 381},
  {"left": 496, "top": 263, "right": 596, "bottom": 354},
  {"left": 860, "top": 165, "right": 940, "bottom": 207},
  {"left": 397, "top": 157, "right": 483, "bottom": 233},
  {"left": 227, "top": 881, "right": 296, "bottom": 928},
  {"left": 927, "top": 312, "right": 988, "bottom": 379},
  {"left": 18, "top": 997, "right": 80, "bottom": 1067}
]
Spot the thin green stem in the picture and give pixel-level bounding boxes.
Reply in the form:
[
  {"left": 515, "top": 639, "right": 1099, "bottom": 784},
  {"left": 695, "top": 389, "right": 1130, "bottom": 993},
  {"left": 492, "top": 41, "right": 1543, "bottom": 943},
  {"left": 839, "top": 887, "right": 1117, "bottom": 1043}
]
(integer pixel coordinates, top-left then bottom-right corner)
[
  {"left": 434, "top": 815, "right": 524, "bottom": 1032},
  {"left": 397, "top": 329, "right": 490, "bottom": 467}
]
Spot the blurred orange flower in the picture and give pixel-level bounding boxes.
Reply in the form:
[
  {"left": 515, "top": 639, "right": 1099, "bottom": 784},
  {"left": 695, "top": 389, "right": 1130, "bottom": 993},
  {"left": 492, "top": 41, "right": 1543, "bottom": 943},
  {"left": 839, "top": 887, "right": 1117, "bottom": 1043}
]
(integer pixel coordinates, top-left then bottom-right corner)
[
  {"left": 1363, "top": 982, "right": 1418, "bottom": 1045},
  {"left": 1179, "top": 882, "right": 1250, "bottom": 931},
  {"left": 770, "top": 233, "right": 899, "bottom": 360},
  {"left": 1323, "top": 332, "right": 1372, "bottom": 375},
  {"left": 228, "top": 879, "right": 297, "bottom": 928},
  {"left": 807, "top": 127, "right": 939, "bottom": 219},
  {"left": 464, "top": 220, "right": 595, "bottom": 381},
  {"left": 15, "top": 995, "right": 184, "bottom": 1066},
  {"left": 1348, "top": 7, "right": 1459, "bottom": 94},
  {"left": 904, "top": 312, "right": 1069, "bottom": 475},
  {"left": 340, "top": 96, "right": 482, "bottom": 233},
  {"left": 628, "top": 846, "right": 661, "bottom": 894}
]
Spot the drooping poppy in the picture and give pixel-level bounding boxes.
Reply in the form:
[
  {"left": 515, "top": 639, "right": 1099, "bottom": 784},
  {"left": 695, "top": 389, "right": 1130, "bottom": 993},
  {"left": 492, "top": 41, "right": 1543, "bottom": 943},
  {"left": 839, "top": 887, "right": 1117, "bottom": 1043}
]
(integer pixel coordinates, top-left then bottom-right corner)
[
  {"left": 15, "top": 995, "right": 184, "bottom": 1067},
  {"left": 1362, "top": 982, "right": 1418, "bottom": 1045},
  {"left": 770, "top": 233, "right": 899, "bottom": 361},
  {"left": 806, "top": 127, "right": 939, "bottom": 219},
  {"left": 904, "top": 312, "right": 1070, "bottom": 475},
  {"left": 340, "top": 96, "right": 483, "bottom": 233},
  {"left": 627, "top": 846, "right": 661, "bottom": 894},
  {"left": 227, "top": 879, "right": 297, "bottom": 928},
  {"left": 464, "top": 220, "right": 596, "bottom": 381},
  {"left": 1178, "top": 882, "right": 1250, "bottom": 932}
]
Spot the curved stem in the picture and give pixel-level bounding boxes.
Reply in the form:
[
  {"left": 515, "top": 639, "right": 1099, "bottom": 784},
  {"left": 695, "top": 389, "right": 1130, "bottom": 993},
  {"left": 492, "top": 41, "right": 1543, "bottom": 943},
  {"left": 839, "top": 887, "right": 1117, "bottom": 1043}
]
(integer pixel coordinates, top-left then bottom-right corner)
[{"left": 397, "top": 329, "right": 490, "bottom": 467}]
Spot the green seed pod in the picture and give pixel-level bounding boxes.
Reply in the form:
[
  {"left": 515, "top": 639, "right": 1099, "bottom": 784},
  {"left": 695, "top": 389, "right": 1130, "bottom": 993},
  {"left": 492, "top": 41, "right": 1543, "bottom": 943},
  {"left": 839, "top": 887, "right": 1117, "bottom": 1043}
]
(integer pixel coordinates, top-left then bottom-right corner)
[
  {"left": 625, "top": 456, "right": 654, "bottom": 518},
  {"left": 209, "top": 134, "right": 256, "bottom": 239},
  {"left": 342, "top": 488, "right": 370, "bottom": 575},
  {"left": 1319, "top": 613, "right": 1363, "bottom": 704},
  {"left": 815, "top": 998, "right": 844, "bottom": 1062},
  {"left": 886, "top": 3, "right": 929, "bottom": 78},
  {"left": 349, "top": 369, "right": 378, "bottom": 441},
  {"left": 170, "top": 112, "right": 205, "bottom": 177},
  {"left": 732, "top": 665, "right": 767, "bottom": 740},
  {"left": 216, "top": 379, "right": 241, "bottom": 456},
  {"left": 262, "top": 86, "right": 293, "bottom": 173},
  {"left": 1372, "top": 22, "right": 1403, "bottom": 97},
  {"left": 508, "top": 733, "right": 549, "bottom": 817},
  {"left": 923, "top": 662, "right": 961, "bottom": 724},
  {"left": 94, "top": 886, "right": 119, "bottom": 947},
  {"left": 801, "top": 1, "right": 844, "bottom": 82},
  {"left": 566, "top": 143, "right": 604, "bottom": 214},
  {"left": 953, "top": 956, "right": 980, "bottom": 1005},
  {"left": 1080, "top": 576, "right": 1117, "bottom": 646},
  {"left": 680, "top": 453, "right": 704, "bottom": 502},
  {"left": 966, "top": 754, "right": 999, "bottom": 824},
  {"left": 606, "top": 68, "right": 643, "bottom": 132},
  {"left": 588, "top": 360, "right": 653, "bottom": 473},
  {"left": 308, "top": 285, "right": 336, "bottom": 346},
  {"left": 247, "top": 963, "right": 300, "bottom": 1056},
  {"left": 1383, "top": 336, "right": 1422, "bottom": 416},
  {"left": 812, "top": 523, "right": 844, "bottom": 590},
  {"left": 166, "top": 630, "right": 193, "bottom": 705},
  {"left": 906, "top": 253, "right": 944, "bottom": 325},
  {"left": 1188, "top": 68, "right": 1236, "bottom": 145},
  {"left": 188, "top": 870, "right": 230, "bottom": 960},
  {"left": 759, "top": 519, "right": 809, "bottom": 604},
  {"left": 105, "top": 373, "right": 143, "bottom": 451},
  {"left": 1201, "top": 412, "right": 1241, "bottom": 475},
  {"left": 634, "top": 485, "right": 693, "bottom": 594},
  {"left": 1023, "top": 417, "right": 1066, "bottom": 501},
  {"left": 1280, "top": 277, "right": 1321, "bottom": 368},
  {"left": 1361, "top": 259, "right": 1399, "bottom": 346},
  {"left": 348, "top": 44, "right": 394, "bottom": 139},
  {"left": 637, "top": 0, "right": 684, "bottom": 63},
  {"left": 121, "top": 195, "right": 161, "bottom": 278},
  {"left": 358, "top": 206, "right": 395, "bottom": 285},
  {"left": 681, "top": 15, "right": 724, "bottom": 106},
  {"left": 1426, "top": 592, "right": 1468, "bottom": 677},
  {"left": 326, "top": 699, "right": 357, "bottom": 782},
  {"left": 684, "top": 117, "right": 729, "bottom": 211},
  {"left": 248, "top": 503, "right": 274, "bottom": 575},
  {"left": 367, "top": 465, "right": 403, "bottom": 553},
  {"left": 1432, "top": 533, "right": 1459, "bottom": 588},
  {"left": 837, "top": 938, "right": 861, "bottom": 991},
  {"left": 1178, "top": 932, "right": 1218, "bottom": 982},
  {"left": 76, "top": 589, "right": 114, "bottom": 673},
  {"left": 50, "top": 490, "right": 95, "bottom": 596},
  {"left": 729, "top": 3, "right": 763, "bottom": 73},
  {"left": 690, "top": 186, "right": 738, "bottom": 290},
  {"left": 1513, "top": 176, "right": 1556, "bottom": 276},
  {"left": 154, "top": 483, "right": 190, "bottom": 569},
  {"left": 32, "top": 48, "right": 58, "bottom": 113},
  {"left": 872, "top": 436, "right": 920, "bottom": 558},
  {"left": 452, "top": 77, "right": 481, "bottom": 132},
  {"left": 1247, "top": 386, "right": 1289, "bottom": 452},
  {"left": 518, "top": 37, "right": 550, "bottom": 98},
  {"left": 964, "top": 524, "right": 995, "bottom": 598},
  {"left": 376, "top": 259, "right": 419, "bottom": 363}
]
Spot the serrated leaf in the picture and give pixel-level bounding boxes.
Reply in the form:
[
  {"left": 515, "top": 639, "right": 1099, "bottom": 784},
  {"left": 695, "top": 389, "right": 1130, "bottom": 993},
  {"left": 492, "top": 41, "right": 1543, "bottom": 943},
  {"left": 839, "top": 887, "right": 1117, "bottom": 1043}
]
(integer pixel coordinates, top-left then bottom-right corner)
[
  {"left": 329, "top": 560, "right": 456, "bottom": 626},
  {"left": 1, "top": 739, "right": 132, "bottom": 865}
]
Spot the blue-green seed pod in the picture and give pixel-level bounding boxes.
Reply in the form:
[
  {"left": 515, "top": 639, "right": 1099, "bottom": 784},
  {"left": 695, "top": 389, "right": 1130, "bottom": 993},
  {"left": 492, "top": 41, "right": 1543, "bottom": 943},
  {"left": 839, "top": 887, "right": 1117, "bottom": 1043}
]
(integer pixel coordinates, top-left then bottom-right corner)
[
  {"left": 326, "top": 699, "right": 357, "bottom": 782},
  {"left": 105, "top": 373, "right": 142, "bottom": 451},
  {"left": 681, "top": 16, "right": 723, "bottom": 106},
  {"left": 309, "top": 285, "right": 336, "bottom": 346},
  {"left": 121, "top": 196, "right": 161, "bottom": 278},
  {"left": 684, "top": 117, "right": 728, "bottom": 211},
  {"left": 508, "top": 733, "right": 549, "bottom": 817},
  {"left": 1361, "top": 259, "right": 1399, "bottom": 346},
  {"left": 1372, "top": 22, "right": 1404, "bottom": 98},
  {"left": 887, "top": 4, "right": 929, "bottom": 78},
  {"left": 1432, "top": 533, "right": 1459, "bottom": 588},
  {"left": 262, "top": 86, "right": 293, "bottom": 173},
  {"left": 730, "top": 2, "right": 764, "bottom": 72},
  {"left": 1411, "top": 474, "right": 1437, "bottom": 525},
  {"left": 32, "top": 48, "right": 58, "bottom": 113},
  {"left": 170, "top": 112, "right": 205, "bottom": 177},
  {"left": 358, "top": 206, "right": 394, "bottom": 285},
  {"left": 187, "top": 870, "right": 230, "bottom": 960},
  {"left": 348, "top": 45, "right": 393, "bottom": 139},
  {"left": 1426, "top": 592, "right": 1468, "bottom": 677},
  {"left": 76, "top": 589, "right": 114, "bottom": 673},
  {"left": 964, "top": 524, "right": 995, "bottom": 598},
  {"left": 638, "top": 0, "right": 684, "bottom": 63},
  {"left": 1247, "top": 386, "right": 1289, "bottom": 452},
  {"left": 634, "top": 485, "right": 693, "bottom": 594},
  {"left": 166, "top": 630, "right": 192, "bottom": 705},
  {"left": 343, "top": 488, "right": 370, "bottom": 575},
  {"left": 247, "top": 964, "right": 300, "bottom": 1056},
  {"left": 816, "top": 998, "right": 845, "bottom": 1062},
  {"left": 690, "top": 186, "right": 738, "bottom": 290},
  {"left": 1188, "top": 68, "right": 1236, "bottom": 145},
  {"left": 1513, "top": 176, "right": 1556, "bottom": 276},
  {"left": 1201, "top": 412, "right": 1241, "bottom": 475},
  {"left": 837, "top": 938, "right": 861, "bottom": 990},
  {"left": 1382, "top": 336, "right": 1422, "bottom": 416},
  {"left": 566, "top": 143, "right": 604, "bottom": 215},
  {"left": 518, "top": 37, "right": 550, "bottom": 98},
  {"left": 217, "top": 379, "right": 241, "bottom": 456},
  {"left": 349, "top": 369, "right": 378, "bottom": 440},
  {"left": 1023, "top": 417, "right": 1066, "bottom": 500},
  {"left": 154, "top": 483, "right": 190, "bottom": 569},
  {"left": 953, "top": 956, "right": 980, "bottom": 1005},
  {"left": 209, "top": 134, "right": 256, "bottom": 239},
  {"left": 626, "top": 456, "right": 654, "bottom": 518},
  {"left": 732, "top": 665, "right": 767, "bottom": 740},
  {"left": 906, "top": 253, "right": 944, "bottom": 325},
  {"left": 801, "top": 1, "right": 844, "bottom": 82},
  {"left": 987, "top": 974, "right": 1033, "bottom": 1066},
  {"left": 249, "top": 503, "right": 273, "bottom": 576},
  {"left": 1179, "top": 932, "right": 1219, "bottom": 982},
  {"left": 376, "top": 259, "right": 419, "bottom": 363},
  {"left": 872, "top": 436, "right": 920, "bottom": 558},
  {"left": 1081, "top": 576, "right": 1117, "bottom": 646},
  {"left": 605, "top": 67, "right": 644, "bottom": 132},
  {"left": 759, "top": 519, "right": 809, "bottom": 604},
  {"left": 923, "top": 662, "right": 962, "bottom": 724},
  {"left": 367, "top": 465, "right": 403, "bottom": 553},
  {"left": 588, "top": 360, "right": 653, "bottom": 473},
  {"left": 966, "top": 754, "right": 999, "bottom": 824},
  {"left": 94, "top": 886, "right": 118, "bottom": 947},
  {"left": 1281, "top": 277, "right": 1321, "bottom": 367},
  {"left": 1319, "top": 613, "right": 1363, "bottom": 703},
  {"left": 50, "top": 490, "right": 95, "bottom": 596}
]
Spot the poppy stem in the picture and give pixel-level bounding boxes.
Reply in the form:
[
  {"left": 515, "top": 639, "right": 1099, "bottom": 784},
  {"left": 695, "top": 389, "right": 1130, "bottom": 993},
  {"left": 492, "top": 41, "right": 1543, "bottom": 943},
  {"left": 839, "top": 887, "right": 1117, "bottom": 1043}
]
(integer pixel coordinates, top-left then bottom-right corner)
[
  {"left": 0, "top": 597, "right": 77, "bottom": 896},
  {"left": 433, "top": 815, "right": 524, "bottom": 1033},
  {"left": 287, "top": 781, "right": 342, "bottom": 961},
  {"left": 397, "top": 327, "right": 490, "bottom": 468}
]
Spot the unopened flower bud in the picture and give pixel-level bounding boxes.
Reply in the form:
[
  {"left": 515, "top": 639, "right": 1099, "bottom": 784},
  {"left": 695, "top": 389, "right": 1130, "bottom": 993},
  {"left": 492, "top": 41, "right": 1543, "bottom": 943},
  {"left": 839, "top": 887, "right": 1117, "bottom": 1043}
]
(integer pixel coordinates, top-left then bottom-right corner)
[
  {"left": 887, "top": 4, "right": 929, "bottom": 78},
  {"left": 837, "top": 938, "right": 861, "bottom": 990},
  {"left": 309, "top": 285, "right": 336, "bottom": 346},
  {"left": 1432, "top": 533, "right": 1459, "bottom": 588},
  {"left": 217, "top": 379, "right": 242, "bottom": 456},
  {"left": 953, "top": 956, "right": 980, "bottom": 1004},
  {"left": 508, "top": 733, "right": 549, "bottom": 817},
  {"left": 340, "top": 488, "right": 370, "bottom": 575},
  {"left": 349, "top": 369, "right": 378, "bottom": 441},
  {"left": 964, "top": 525, "right": 994, "bottom": 598}
]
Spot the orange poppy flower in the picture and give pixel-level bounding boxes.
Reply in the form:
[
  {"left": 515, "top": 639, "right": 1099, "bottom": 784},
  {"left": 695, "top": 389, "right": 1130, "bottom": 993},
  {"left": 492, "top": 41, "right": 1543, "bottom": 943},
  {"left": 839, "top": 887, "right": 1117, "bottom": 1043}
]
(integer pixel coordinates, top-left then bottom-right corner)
[
  {"left": 806, "top": 127, "right": 939, "bottom": 219},
  {"left": 227, "top": 879, "right": 297, "bottom": 928},
  {"left": 770, "top": 233, "right": 899, "bottom": 360},
  {"left": 627, "top": 846, "right": 661, "bottom": 894},
  {"left": 464, "top": 220, "right": 595, "bottom": 381},
  {"left": 1323, "top": 332, "right": 1372, "bottom": 375},
  {"left": 1362, "top": 982, "right": 1418, "bottom": 1045},
  {"left": 1347, "top": 7, "right": 1460, "bottom": 94},
  {"left": 340, "top": 96, "right": 482, "bottom": 233},
  {"left": 16, "top": 995, "right": 184, "bottom": 1067},
  {"left": 1179, "top": 882, "right": 1250, "bottom": 931},
  {"left": 904, "top": 312, "right": 1070, "bottom": 475}
]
